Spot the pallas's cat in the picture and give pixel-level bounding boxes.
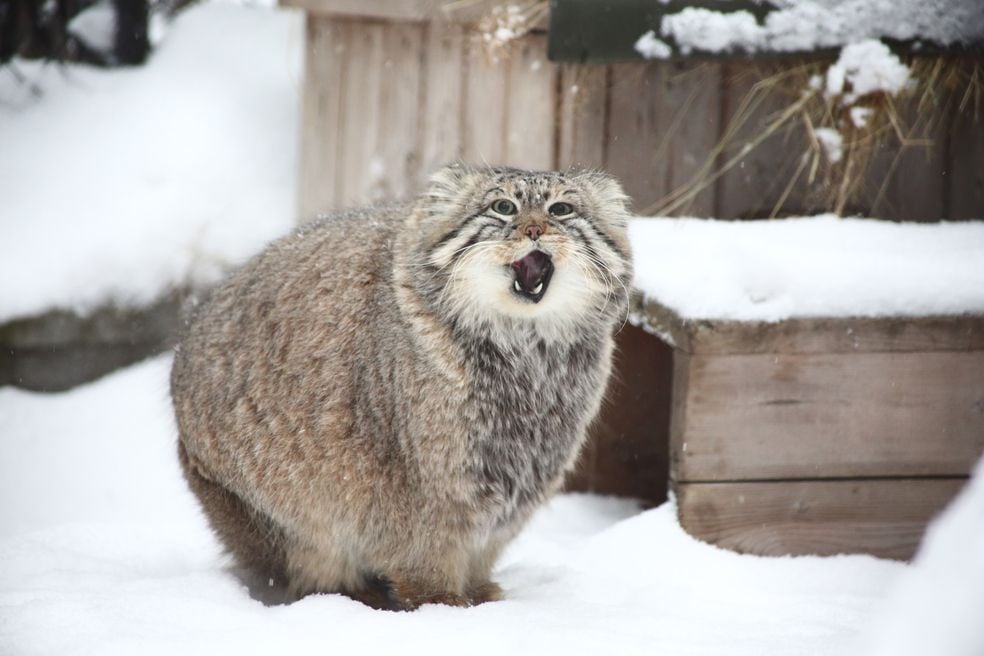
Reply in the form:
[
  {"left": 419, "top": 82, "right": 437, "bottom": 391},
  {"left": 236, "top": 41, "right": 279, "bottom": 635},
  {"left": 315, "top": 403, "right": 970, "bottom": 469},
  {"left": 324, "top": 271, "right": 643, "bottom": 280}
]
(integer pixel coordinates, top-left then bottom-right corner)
[{"left": 171, "top": 164, "right": 633, "bottom": 610}]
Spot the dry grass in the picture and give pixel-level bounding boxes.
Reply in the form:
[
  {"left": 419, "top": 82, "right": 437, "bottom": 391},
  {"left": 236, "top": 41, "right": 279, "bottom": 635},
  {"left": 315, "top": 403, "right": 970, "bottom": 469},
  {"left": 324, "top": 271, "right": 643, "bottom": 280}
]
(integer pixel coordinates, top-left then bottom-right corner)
[{"left": 647, "top": 57, "right": 983, "bottom": 218}]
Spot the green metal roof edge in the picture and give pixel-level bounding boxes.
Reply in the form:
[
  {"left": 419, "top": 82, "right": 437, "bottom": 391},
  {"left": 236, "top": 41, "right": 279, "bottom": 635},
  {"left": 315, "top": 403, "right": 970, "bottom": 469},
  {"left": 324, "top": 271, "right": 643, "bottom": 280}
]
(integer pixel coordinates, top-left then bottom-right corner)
[{"left": 546, "top": 0, "right": 984, "bottom": 63}]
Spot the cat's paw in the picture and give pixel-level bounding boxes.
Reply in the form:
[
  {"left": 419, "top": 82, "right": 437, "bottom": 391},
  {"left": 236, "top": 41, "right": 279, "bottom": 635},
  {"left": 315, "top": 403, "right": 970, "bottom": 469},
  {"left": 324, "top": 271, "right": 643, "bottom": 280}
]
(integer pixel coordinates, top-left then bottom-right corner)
[{"left": 467, "top": 580, "right": 503, "bottom": 605}]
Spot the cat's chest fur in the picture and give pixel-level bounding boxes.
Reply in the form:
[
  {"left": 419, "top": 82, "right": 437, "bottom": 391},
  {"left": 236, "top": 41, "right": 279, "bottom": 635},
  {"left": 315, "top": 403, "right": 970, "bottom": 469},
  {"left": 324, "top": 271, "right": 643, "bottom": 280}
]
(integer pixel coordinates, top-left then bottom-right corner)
[{"left": 459, "top": 329, "right": 609, "bottom": 524}]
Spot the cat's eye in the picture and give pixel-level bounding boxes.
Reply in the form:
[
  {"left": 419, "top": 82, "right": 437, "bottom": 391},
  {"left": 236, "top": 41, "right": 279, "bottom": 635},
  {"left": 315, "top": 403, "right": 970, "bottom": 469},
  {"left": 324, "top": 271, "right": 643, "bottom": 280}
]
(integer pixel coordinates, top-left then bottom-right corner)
[
  {"left": 548, "top": 202, "right": 574, "bottom": 217},
  {"left": 490, "top": 199, "right": 517, "bottom": 215}
]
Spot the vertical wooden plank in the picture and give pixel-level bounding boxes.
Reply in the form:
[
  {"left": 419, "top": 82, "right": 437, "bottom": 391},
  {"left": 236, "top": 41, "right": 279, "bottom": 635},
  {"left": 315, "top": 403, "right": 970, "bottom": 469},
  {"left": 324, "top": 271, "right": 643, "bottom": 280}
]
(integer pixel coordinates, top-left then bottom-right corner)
[
  {"left": 660, "top": 62, "right": 721, "bottom": 217},
  {"left": 556, "top": 63, "right": 607, "bottom": 171},
  {"left": 605, "top": 63, "right": 666, "bottom": 213},
  {"left": 715, "top": 62, "right": 811, "bottom": 219},
  {"left": 420, "top": 21, "right": 466, "bottom": 177},
  {"left": 335, "top": 20, "right": 385, "bottom": 208},
  {"left": 676, "top": 478, "right": 967, "bottom": 559},
  {"left": 606, "top": 61, "right": 722, "bottom": 216},
  {"left": 863, "top": 89, "right": 948, "bottom": 221},
  {"left": 298, "top": 15, "right": 344, "bottom": 220},
  {"left": 369, "top": 21, "right": 425, "bottom": 202},
  {"left": 461, "top": 37, "right": 509, "bottom": 166},
  {"left": 502, "top": 33, "right": 556, "bottom": 170},
  {"left": 668, "top": 348, "right": 690, "bottom": 481},
  {"left": 947, "top": 95, "right": 984, "bottom": 220}
]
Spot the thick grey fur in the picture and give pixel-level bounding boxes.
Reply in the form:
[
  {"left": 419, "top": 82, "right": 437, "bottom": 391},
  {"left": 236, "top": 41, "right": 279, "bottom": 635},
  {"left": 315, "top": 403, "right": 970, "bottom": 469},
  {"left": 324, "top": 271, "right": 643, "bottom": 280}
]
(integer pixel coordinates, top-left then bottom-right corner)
[{"left": 170, "top": 164, "right": 634, "bottom": 610}]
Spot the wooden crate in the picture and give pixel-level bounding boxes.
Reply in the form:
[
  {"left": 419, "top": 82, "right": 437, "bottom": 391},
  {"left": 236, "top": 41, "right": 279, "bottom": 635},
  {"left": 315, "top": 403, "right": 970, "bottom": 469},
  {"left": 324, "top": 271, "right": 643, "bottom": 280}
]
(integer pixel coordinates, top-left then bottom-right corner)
[{"left": 638, "top": 302, "right": 984, "bottom": 559}]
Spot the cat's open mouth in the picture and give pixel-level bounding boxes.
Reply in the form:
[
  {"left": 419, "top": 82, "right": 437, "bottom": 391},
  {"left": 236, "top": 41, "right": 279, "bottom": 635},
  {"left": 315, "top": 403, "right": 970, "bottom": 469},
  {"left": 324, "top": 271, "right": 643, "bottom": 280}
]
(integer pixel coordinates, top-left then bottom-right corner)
[{"left": 510, "top": 250, "right": 553, "bottom": 303}]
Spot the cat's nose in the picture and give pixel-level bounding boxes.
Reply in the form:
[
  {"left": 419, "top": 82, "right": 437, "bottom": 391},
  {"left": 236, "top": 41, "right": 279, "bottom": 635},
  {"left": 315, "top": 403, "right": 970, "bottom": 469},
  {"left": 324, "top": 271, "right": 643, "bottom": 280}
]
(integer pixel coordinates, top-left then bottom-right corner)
[{"left": 520, "top": 222, "right": 546, "bottom": 241}]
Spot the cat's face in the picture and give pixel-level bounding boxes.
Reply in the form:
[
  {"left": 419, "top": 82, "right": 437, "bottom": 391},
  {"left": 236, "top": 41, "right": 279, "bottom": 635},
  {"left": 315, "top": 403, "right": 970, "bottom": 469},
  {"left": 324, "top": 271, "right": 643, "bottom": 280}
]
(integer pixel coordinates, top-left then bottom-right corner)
[{"left": 408, "top": 164, "right": 634, "bottom": 337}]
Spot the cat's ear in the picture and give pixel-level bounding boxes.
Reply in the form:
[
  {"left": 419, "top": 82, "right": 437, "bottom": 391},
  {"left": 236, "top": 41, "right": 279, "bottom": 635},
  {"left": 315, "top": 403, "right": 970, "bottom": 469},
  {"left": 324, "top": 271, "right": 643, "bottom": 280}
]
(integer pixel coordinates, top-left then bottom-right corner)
[
  {"left": 425, "top": 162, "right": 481, "bottom": 204},
  {"left": 574, "top": 170, "right": 632, "bottom": 224},
  {"left": 574, "top": 170, "right": 630, "bottom": 212}
]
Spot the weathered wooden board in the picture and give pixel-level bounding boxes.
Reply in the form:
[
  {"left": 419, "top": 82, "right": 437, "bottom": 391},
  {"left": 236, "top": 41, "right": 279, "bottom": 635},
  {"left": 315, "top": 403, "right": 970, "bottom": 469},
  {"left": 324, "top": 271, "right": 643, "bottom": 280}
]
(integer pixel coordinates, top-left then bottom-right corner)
[
  {"left": 675, "top": 478, "right": 967, "bottom": 559},
  {"left": 605, "top": 64, "right": 670, "bottom": 212},
  {"left": 556, "top": 64, "right": 607, "bottom": 171},
  {"left": 714, "top": 62, "right": 813, "bottom": 219},
  {"left": 334, "top": 20, "right": 385, "bottom": 208},
  {"left": 659, "top": 62, "right": 722, "bottom": 217},
  {"left": 503, "top": 33, "right": 556, "bottom": 170},
  {"left": 637, "top": 300, "right": 984, "bottom": 355},
  {"left": 371, "top": 22, "right": 426, "bottom": 200},
  {"left": 419, "top": 20, "right": 466, "bottom": 175},
  {"left": 671, "top": 350, "right": 984, "bottom": 481},
  {"left": 947, "top": 99, "right": 984, "bottom": 220},
  {"left": 298, "top": 15, "right": 344, "bottom": 219},
  {"left": 461, "top": 36, "right": 510, "bottom": 166}
]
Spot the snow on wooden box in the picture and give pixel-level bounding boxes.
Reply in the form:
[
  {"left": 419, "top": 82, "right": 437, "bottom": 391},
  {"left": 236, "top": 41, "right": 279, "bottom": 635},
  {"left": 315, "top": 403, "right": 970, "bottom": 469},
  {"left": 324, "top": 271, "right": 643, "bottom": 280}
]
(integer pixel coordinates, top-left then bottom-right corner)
[{"left": 632, "top": 217, "right": 984, "bottom": 560}]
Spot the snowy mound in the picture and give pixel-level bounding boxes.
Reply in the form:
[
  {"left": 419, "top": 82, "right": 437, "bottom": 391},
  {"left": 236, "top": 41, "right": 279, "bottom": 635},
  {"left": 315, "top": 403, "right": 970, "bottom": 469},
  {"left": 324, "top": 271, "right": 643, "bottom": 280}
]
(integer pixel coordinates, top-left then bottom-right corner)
[
  {"left": 0, "top": 3, "right": 302, "bottom": 324},
  {"left": 629, "top": 216, "right": 984, "bottom": 322},
  {"left": 862, "top": 457, "right": 984, "bottom": 656}
]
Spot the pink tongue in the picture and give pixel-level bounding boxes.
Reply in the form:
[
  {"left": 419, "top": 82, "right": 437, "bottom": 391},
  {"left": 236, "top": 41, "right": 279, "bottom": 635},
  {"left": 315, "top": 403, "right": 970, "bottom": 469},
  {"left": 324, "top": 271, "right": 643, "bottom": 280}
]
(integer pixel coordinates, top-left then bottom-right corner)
[{"left": 511, "top": 250, "right": 551, "bottom": 291}]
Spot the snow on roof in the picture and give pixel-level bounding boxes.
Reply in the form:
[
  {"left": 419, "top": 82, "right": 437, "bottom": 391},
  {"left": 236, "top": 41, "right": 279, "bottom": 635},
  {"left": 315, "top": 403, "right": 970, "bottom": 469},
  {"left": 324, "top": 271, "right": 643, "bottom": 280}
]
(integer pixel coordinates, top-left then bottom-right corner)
[
  {"left": 638, "top": 0, "right": 984, "bottom": 58},
  {"left": 629, "top": 216, "right": 984, "bottom": 322}
]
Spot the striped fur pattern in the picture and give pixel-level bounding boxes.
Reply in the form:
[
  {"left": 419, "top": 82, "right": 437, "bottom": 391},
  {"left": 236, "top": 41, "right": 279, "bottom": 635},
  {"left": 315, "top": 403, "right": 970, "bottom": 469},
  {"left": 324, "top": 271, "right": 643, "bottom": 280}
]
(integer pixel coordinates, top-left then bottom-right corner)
[{"left": 171, "top": 164, "right": 634, "bottom": 610}]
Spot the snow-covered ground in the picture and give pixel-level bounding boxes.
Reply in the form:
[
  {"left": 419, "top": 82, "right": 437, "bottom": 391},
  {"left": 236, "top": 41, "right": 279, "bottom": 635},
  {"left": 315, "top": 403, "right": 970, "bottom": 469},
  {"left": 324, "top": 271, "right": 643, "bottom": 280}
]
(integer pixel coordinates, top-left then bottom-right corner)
[
  {"left": 0, "top": 2, "right": 302, "bottom": 324},
  {"left": 1, "top": 355, "right": 983, "bottom": 656}
]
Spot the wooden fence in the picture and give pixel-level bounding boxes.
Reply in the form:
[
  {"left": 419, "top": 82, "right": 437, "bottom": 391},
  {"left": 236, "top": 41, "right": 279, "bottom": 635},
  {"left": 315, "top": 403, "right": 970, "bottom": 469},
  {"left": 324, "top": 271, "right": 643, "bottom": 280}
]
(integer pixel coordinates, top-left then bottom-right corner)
[{"left": 290, "top": 4, "right": 984, "bottom": 222}]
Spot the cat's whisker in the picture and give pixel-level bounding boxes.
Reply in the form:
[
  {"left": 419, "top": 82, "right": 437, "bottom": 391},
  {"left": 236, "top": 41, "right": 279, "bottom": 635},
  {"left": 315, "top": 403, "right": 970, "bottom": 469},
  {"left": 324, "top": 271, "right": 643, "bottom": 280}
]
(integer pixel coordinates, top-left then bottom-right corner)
[{"left": 567, "top": 248, "right": 631, "bottom": 330}]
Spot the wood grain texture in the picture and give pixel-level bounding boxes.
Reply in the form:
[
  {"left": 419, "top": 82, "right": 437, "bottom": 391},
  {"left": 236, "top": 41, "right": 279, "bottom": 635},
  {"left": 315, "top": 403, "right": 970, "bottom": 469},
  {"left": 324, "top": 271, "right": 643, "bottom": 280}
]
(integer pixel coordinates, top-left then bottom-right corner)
[
  {"left": 675, "top": 478, "right": 967, "bottom": 559},
  {"left": 605, "top": 63, "right": 669, "bottom": 212},
  {"left": 304, "top": 19, "right": 427, "bottom": 211},
  {"left": 461, "top": 36, "right": 509, "bottom": 166},
  {"left": 714, "top": 62, "right": 812, "bottom": 219},
  {"left": 605, "top": 61, "right": 722, "bottom": 214},
  {"left": 556, "top": 64, "right": 607, "bottom": 171},
  {"left": 653, "top": 61, "right": 721, "bottom": 217},
  {"left": 503, "top": 33, "right": 556, "bottom": 170},
  {"left": 419, "top": 20, "right": 465, "bottom": 175},
  {"left": 298, "top": 15, "right": 344, "bottom": 218},
  {"left": 334, "top": 20, "right": 385, "bottom": 207},
  {"left": 370, "top": 21, "right": 425, "bottom": 200},
  {"left": 947, "top": 99, "right": 984, "bottom": 220},
  {"left": 672, "top": 350, "right": 984, "bottom": 481},
  {"left": 636, "top": 299, "right": 984, "bottom": 355},
  {"left": 861, "top": 98, "right": 947, "bottom": 222}
]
